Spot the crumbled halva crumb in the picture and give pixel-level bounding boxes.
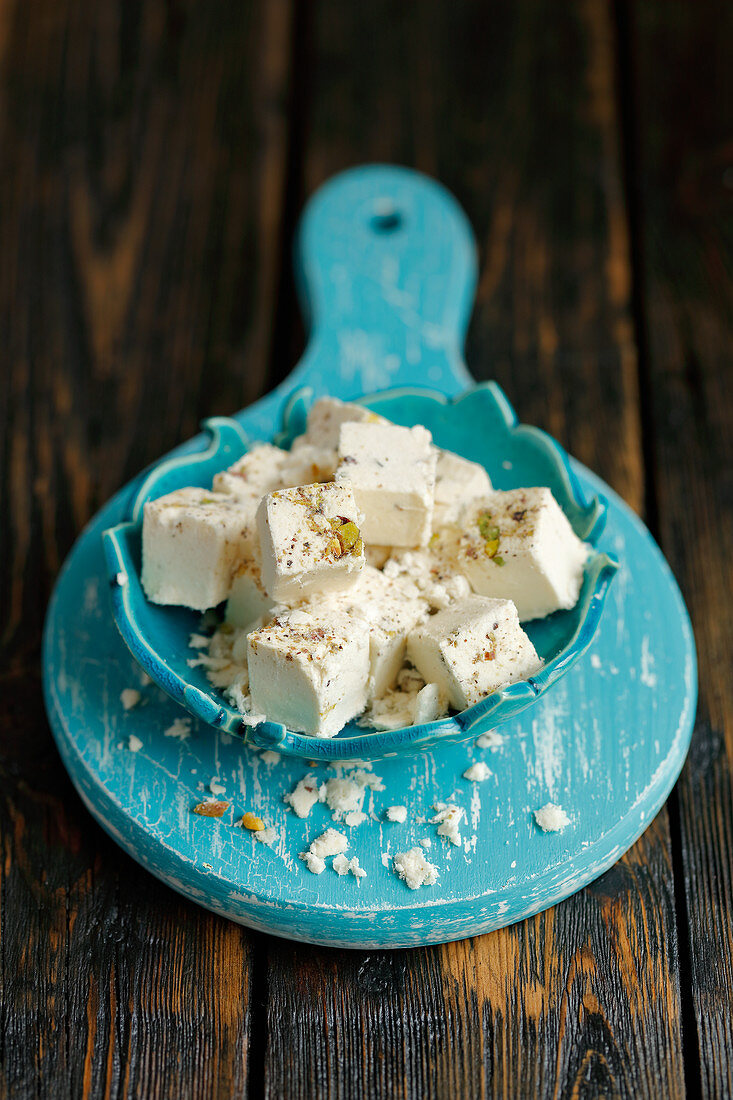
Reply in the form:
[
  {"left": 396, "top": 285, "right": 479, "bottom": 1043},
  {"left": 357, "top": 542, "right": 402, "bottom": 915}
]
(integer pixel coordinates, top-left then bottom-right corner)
[
  {"left": 463, "top": 761, "right": 492, "bottom": 782},
  {"left": 431, "top": 802, "right": 465, "bottom": 846},
  {"left": 164, "top": 717, "right": 192, "bottom": 741},
  {"left": 299, "top": 851, "right": 326, "bottom": 874},
  {"left": 534, "top": 803, "right": 570, "bottom": 832},
  {"left": 209, "top": 778, "right": 226, "bottom": 796},
  {"left": 475, "top": 730, "right": 504, "bottom": 750},
  {"left": 332, "top": 853, "right": 367, "bottom": 879},
  {"left": 308, "top": 828, "right": 349, "bottom": 859},
  {"left": 393, "top": 848, "right": 439, "bottom": 889},
  {"left": 120, "top": 688, "right": 141, "bottom": 711},
  {"left": 284, "top": 774, "right": 321, "bottom": 818},
  {"left": 127, "top": 734, "right": 143, "bottom": 753},
  {"left": 386, "top": 805, "right": 408, "bottom": 823},
  {"left": 254, "top": 826, "right": 277, "bottom": 847}
]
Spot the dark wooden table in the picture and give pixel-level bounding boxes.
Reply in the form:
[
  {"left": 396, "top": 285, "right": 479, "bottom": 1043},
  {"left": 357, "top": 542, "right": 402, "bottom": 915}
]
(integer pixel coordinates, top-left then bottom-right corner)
[{"left": 1, "top": 1, "right": 731, "bottom": 1096}]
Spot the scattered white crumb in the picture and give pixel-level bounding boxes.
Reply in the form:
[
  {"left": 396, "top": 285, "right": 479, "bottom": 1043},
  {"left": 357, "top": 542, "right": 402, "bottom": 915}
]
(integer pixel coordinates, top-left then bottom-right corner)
[
  {"left": 308, "top": 828, "right": 349, "bottom": 859},
  {"left": 510, "top": 859, "right": 517, "bottom": 868},
  {"left": 188, "top": 632, "right": 211, "bottom": 649},
  {"left": 284, "top": 775, "right": 321, "bottom": 818},
  {"left": 353, "top": 768, "right": 385, "bottom": 791},
  {"left": 209, "top": 779, "right": 226, "bottom": 796},
  {"left": 139, "top": 672, "right": 152, "bottom": 687},
  {"left": 381, "top": 852, "right": 391, "bottom": 867},
  {"left": 344, "top": 810, "right": 368, "bottom": 827},
  {"left": 260, "top": 750, "right": 281, "bottom": 765},
  {"left": 393, "top": 848, "right": 439, "bottom": 889},
  {"left": 320, "top": 776, "right": 364, "bottom": 818},
  {"left": 164, "top": 717, "right": 192, "bottom": 741},
  {"left": 254, "top": 826, "right": 277, "bottom": 847},
  {"left": 534, "top": 803, "right": 571, "bottom": 832},
  {"left": 475, "top": 730, "right": 504, "bottom": 750},
  {"left": 241, "top": 707, "right": 266, "bottom": 727},
  {"left": 431, "top": 802, "right": 465, "bottom": 846},
  {"left": 120, "top": 688, "right": 141, "bottom": 711},
  {"left": 332, "top": 853, "right": 367, "bottom": 880},
  {"left": 385, "top": 805, "right": 408, "bottom": 823},
  {"left": 590, "top": 654, "right": 602, "bottom": 669},
  {"left": 127, "top": 735, "right": 143, "bottom": 753},
  {"left": 418, "top": 837, "right": 432, "bottom": 849},
  {"left": 463, "top": 761, "right": 492, "bottom": 782},
  {"left": 299, "top": 852, "right": 326, "bottom": 875}
]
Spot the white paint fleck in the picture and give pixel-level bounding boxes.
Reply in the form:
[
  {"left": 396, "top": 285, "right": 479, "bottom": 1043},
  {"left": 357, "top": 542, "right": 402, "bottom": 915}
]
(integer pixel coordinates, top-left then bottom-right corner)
[{"left": 640, "top": 635, "right": 658, "bottom": 688}]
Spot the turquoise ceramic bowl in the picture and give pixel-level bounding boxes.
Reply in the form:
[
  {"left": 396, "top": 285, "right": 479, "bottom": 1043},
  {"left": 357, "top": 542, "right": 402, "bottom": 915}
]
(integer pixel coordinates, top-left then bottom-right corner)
[{"left": 103, "top": 381, "right": 618, "bottom": 761}]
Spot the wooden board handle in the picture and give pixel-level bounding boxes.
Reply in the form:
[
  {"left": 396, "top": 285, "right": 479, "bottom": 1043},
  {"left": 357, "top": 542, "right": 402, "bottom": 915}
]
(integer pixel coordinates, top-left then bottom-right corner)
[{"left": 288, "top": 164, "right": 478, "bottom": 399}]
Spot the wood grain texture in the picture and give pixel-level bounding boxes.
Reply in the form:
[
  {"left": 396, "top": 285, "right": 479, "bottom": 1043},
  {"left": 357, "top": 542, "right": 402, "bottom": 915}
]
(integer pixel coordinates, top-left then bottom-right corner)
[
  {"left": 0, "top": 0, "right": 294, "bottom": 1095},
  {"left": 626, "top": 1, "right": 733, "bottom": 1095},
  {"left": 262, "top": 1, "right": 686, "bottom": 1096}
]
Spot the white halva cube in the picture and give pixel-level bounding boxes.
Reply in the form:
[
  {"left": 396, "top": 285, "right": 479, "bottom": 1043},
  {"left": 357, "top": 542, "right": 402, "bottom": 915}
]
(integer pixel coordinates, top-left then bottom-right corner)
[
  {"left": 141, "top": 487, "right": 251, "bottom": 610},
  {"left": 225, "top": 559, "right": 275, "bottom": 631},
  {"left": 432, "top": 448, "right": 492, "bottom": 527},
  {"left": 407, "top": 595, "right": 543, "bottom": 709},
  {"left": 279, "top": 443, "right": 338, "bottom": 486},
  {"left": 299, "top": 396, "right": 386, "bottom": 450},
  {"left": 335, "top": 421, "right": 436, "bottom": 547},
  {"left": 257, "top": 482, "right": 365, "bottom": 603},
  {"left": 456, "top": 487, "right": 588, "bottom": 621},
  {"left": 213, "top": 443, "right": 290, "bottom": 502},
  {"left": 247, "top": 609, "right": 369, "bottom": 736},
  {"left": 322, "top": 565, "right": 428, "bottom": 700}
]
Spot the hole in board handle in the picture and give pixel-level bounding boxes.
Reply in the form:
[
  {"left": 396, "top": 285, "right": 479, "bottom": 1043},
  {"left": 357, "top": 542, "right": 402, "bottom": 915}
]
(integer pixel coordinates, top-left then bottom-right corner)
[{"left": 370, "top": 199, "right": 403, "bottom": 233}]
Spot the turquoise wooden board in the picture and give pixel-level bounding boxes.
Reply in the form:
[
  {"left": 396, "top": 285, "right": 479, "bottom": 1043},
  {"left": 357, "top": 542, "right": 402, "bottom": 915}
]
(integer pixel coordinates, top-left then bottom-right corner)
[{"left": 42, "top": 166, "right": 696, "bottom": 948}]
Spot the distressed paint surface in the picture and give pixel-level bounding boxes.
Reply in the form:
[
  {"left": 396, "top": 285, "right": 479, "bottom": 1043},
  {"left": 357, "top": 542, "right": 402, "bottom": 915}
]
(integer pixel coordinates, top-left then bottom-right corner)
[{"left": 44, "top": 456, "right": 695, "bottom": 948}]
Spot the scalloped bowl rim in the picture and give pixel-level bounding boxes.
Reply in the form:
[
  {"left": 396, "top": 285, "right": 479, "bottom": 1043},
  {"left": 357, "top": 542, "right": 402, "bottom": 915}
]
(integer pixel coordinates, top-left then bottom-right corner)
[{"left": 102, "top": 382, "right": 619, "bottom": 760}]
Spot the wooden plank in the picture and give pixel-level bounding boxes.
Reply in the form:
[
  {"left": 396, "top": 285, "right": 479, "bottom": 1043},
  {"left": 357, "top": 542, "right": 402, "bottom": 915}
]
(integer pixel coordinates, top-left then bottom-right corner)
[
  {"left": 0, "top": 0, "right": 293, "bottom": 1094},
  {"left": 262, "top": 1, "right": 686, "bottom": 1097},
  {"left": 626, "top": 1, "right": 733, "bottom": 1096}
]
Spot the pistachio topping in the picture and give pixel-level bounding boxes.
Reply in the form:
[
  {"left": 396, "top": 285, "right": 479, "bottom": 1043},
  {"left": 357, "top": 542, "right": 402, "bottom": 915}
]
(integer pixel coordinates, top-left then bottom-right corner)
[
  {"left": 329, "top": 516, "right": 363, "bottom": 556},
  {"left": 476, "top": 510, "right": 503, "bottom": 562}
]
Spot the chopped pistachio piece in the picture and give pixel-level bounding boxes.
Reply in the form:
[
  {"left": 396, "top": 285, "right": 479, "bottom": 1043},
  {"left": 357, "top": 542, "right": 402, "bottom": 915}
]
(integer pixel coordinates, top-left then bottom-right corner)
[
  {"left": 329, "top": 517, "right": 363, "bottom": 555},
  {"left": 193, "top": 800, "right": 230, "bottom": 817}
]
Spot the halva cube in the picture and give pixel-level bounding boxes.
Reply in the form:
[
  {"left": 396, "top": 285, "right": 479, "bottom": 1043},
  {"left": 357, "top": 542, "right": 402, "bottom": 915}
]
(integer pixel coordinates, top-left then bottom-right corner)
[
  {"left": 247, "top": 609, "right": 369, "bottom": 736},
  {"left": 141, "top": 487, "right": 251, "bottom": 610},
  {"left": 323, "top": 565, "right": 428, "bottom": 699},
  {"left": 457, "top": 487, "right": 588, "bottom": 620},
  {"left": 280, "top": 443, "right": 337, "bottom": 486},
  {"left": 335, "top": 421, "right": 436, "bottom": 547},
  {"left": 257, "top": 482, "right": 365, "bottom": 603},
  {"left": 213, "top": 443, "right": 290, "bottom": 502},
  {"left": 225, "top": 559, "right": 275, "bottom": 631},
  {"left": 407, "top": 595, "right": 543, "bottom": 709},
  {"left": 432, "top": 449, "right": 492, "bottom": 527},
  {"left": 299, "top": 396, "right": 386, "bottom": 449}
]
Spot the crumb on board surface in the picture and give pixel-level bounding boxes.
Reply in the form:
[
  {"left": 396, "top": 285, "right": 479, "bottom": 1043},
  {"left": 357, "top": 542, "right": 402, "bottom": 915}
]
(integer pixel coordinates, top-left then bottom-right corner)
[{"left": 534, "top": 802, "right": 571, "bottom": 832}]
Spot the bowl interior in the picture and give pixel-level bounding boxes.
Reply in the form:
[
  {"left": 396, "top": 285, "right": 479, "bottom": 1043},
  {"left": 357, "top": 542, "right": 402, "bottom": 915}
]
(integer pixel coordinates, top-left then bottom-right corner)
[{"left": 103, "top": 384, "right": 618, "bottom": 759}]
